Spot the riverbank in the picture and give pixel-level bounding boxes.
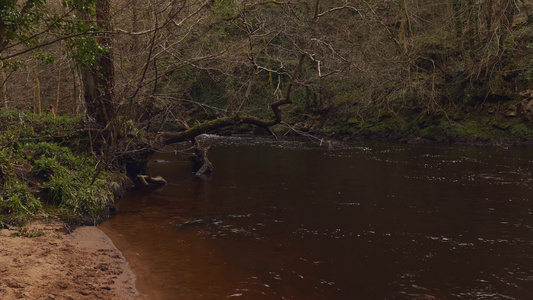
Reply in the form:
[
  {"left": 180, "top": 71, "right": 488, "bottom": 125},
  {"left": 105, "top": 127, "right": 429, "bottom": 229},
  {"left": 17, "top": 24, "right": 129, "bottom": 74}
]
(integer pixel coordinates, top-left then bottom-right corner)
[
  {"left": 0, "top": 220, "right": 141, "bottom": 299},
  {"left": 279, "top": 99, "right": 533, "bottom": 147}
]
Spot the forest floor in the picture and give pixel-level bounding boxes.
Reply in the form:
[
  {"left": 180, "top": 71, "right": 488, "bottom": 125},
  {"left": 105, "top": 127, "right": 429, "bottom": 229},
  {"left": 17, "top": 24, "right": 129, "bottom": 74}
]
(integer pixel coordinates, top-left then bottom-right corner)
[{"left": 0, "top": 220, "right": 142, "bottom": 300}]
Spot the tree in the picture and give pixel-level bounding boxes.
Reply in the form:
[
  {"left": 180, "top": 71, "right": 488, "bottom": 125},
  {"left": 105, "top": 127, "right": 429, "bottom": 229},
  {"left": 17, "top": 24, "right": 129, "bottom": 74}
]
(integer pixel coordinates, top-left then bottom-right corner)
[
  {"left": 106, "top": 0, "right": 365, "bottom": 175},
  {"left": 0, "top": 0, "right": 44, "bottom": 53},
  {"left": 2, "top": 0, "right": 532, "bottom": 178},
  {"left": 78, "top": 0, "right": 116, "bottom": 128}
]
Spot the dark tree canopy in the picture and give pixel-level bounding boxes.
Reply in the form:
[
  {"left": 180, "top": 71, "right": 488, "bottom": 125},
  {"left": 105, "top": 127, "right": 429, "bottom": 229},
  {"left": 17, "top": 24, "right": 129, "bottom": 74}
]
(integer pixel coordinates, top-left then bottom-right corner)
[{"left": 0, "top": 0, "right": 532, "bottom": 170}]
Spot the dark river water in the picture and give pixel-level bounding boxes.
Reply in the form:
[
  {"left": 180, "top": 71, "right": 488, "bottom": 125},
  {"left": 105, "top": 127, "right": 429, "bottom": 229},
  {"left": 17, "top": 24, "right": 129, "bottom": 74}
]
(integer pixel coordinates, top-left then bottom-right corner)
[{"left": 100, "top": 135, "right": 533, "bottom": 300}]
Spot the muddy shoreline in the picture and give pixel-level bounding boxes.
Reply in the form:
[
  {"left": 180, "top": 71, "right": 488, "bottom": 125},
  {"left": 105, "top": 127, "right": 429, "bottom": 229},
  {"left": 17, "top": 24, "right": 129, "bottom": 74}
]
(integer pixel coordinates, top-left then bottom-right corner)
[{"left": 0, "top": 221, "right": 142, "bottom": 300}]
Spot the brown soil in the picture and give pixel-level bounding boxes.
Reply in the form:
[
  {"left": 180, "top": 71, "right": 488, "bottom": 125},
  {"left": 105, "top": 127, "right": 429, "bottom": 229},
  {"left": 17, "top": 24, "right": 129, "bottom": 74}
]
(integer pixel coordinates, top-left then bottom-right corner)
[{"left": 0, "top": 221, "right": 141, "bottom": 300}]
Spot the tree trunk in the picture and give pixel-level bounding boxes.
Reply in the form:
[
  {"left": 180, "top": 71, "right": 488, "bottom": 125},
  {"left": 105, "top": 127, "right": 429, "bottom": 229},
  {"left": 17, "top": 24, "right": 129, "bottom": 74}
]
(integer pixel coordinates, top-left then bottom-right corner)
[
  {"left": 81, "top": 0, "right": 116, "bottom": 127},
  {"left": 34, "top": 65, "right": 41, "bottom": 114},
  {"left": 1, "top": 60, "right": 7, "bottom": 109}
]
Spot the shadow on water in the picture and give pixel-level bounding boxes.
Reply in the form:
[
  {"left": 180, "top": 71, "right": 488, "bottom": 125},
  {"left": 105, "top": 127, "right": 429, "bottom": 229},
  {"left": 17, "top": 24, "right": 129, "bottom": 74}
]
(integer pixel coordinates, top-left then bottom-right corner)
[{"left": 100, "top": 135, "right": 533, "bottom": 299}]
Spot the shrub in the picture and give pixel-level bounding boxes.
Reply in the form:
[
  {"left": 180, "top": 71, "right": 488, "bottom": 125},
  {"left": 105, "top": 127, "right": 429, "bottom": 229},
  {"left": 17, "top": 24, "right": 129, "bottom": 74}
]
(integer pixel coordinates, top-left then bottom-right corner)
[
  {"left": 0, "top": 112, "right": 118, "bottom": 226},
  {"left": 0, "top": 180, "right": 42, "bottom": 226}
]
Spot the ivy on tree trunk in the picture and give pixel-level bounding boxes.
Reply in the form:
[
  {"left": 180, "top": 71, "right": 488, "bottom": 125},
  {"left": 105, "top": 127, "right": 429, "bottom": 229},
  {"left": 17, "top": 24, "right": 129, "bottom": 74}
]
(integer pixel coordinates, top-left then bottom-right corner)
[{"left": 81, "top": 0, "right": 116, "bottom": 128}]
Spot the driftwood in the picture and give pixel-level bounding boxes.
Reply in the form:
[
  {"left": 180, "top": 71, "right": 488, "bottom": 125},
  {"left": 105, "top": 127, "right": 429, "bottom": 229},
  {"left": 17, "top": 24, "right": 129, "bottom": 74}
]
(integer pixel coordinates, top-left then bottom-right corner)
[
  {"left": 190, "top": 143, "right": 213, "bottom": 177},
  {"left": 137, "top": 174, "right": 167, "bottom": 186}
]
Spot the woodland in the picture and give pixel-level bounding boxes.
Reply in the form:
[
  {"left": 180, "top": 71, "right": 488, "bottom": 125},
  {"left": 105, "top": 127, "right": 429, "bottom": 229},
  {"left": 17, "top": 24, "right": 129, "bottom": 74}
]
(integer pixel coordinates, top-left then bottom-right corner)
[{"left": 1, "top": 0, "right": 533, "bottom": 225}]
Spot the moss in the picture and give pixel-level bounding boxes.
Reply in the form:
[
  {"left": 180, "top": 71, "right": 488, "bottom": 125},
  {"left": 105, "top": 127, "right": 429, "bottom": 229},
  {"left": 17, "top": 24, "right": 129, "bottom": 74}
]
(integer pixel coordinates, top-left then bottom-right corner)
[
  {"left": 509, "top": 123, "right": 533, "bottom": 139},
  {"left": 298, "top": 96, "right": 533, "bottom": 144}
]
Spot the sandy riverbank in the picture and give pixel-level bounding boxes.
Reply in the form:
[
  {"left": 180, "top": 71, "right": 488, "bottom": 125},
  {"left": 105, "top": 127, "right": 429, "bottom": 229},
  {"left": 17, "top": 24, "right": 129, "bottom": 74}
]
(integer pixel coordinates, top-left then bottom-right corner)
[{"left": 0, "top": 221, "right": 142, "bottom": 299}]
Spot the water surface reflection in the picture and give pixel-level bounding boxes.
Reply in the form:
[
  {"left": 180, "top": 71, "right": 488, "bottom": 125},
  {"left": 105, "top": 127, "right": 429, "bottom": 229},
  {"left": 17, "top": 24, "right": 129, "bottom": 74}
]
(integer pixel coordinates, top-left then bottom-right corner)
[{"left": 101, "top": 136, "right": 533, "bottom": 299}]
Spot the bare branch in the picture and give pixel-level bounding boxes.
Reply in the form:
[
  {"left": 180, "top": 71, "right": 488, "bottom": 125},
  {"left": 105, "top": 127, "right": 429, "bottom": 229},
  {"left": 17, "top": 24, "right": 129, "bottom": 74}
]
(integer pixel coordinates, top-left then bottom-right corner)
[
  {"left": 316, "top": 3, "right": 363, "bottom": 19},
  {"left": 1, "top": 30, "right": 94, "bottom": 61}
]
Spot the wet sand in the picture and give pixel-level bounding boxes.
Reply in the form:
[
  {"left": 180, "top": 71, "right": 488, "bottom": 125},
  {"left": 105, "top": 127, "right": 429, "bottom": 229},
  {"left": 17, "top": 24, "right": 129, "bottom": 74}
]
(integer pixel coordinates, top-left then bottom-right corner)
[{"left": 0, "top": 221, "right": 141, "bottom": 300}]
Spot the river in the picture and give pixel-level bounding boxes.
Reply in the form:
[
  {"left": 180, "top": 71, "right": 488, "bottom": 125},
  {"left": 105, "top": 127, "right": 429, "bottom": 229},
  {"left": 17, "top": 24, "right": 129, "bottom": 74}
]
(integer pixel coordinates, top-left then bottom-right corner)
[{"left": 100, "top": 135, "right": 533, "bottom": 299}]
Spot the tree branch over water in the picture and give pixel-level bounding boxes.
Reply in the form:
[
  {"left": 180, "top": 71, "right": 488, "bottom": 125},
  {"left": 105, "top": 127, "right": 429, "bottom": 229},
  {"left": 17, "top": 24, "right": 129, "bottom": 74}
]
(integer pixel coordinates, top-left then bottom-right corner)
[{"left": 159, "top": 52, "right": 308, "bottom": 145}]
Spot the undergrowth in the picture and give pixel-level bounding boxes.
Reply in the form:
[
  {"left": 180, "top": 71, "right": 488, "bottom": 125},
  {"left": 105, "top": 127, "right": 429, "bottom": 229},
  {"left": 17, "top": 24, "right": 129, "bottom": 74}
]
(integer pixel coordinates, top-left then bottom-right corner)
[
  {"left": 0, "top": 109, "right": 125, "bottom": 227},
  {"left": 294, "top": 100, "right": 533, "bottom": 144}
]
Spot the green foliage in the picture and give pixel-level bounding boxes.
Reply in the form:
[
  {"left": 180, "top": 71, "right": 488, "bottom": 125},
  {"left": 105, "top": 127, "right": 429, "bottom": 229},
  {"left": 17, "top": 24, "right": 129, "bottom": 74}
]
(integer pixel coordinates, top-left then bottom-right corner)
[
  {"left": 0, "top": 0, "right": 102, "bottom": 77},
  {"left": 62, "top": 0, "right": 97, "bottom": 14},
  {"left": 0, "top": 112, "right": 119, "bottom": 226},
  {"left": 0, "top": 109, "right": 83, "bottom": 142},
  {"left": 1, "top": 59, "right": 26, "bottom": 71},
  {"left": 0, "top": 179, "right": 42, "bottom": 226},
  {"left": 0, "top": 148, "right": 13, "bottom": 183},
  {"left": 0, "top": 0, "right": 47, "bottom": 44},
  {"left": 212, "top": 0, "right": 237, "bottom": 19},
  {"left": 508, "top": 123, "right": 533, "bottom": 139},
  {"left": 34, "top": 51, "right": 56, "bottom": 64},
  {"left": 67, "top": 35, "right": 109, "bottom": 68},
  {"left": 57, "top": 0, "right": 109, "bottom": 68},
  {"left": 517, "top": 43, "right": 533, "bottom": 83},
  {"left": 10, "top": 227, "right": 45, "bottom": 237},
  {"left": 25, "top": 142, "right": 115, "bottom": 223}
]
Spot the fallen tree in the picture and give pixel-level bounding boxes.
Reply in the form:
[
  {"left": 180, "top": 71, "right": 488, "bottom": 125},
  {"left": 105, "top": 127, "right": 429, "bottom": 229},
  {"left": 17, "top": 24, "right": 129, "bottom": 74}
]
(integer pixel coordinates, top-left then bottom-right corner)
[
  {"left": 120, "top": 53, "right": 307, "bottom": 179},
  {"left": 1, "top": 0, "right": 354, "bottom": 182}
]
